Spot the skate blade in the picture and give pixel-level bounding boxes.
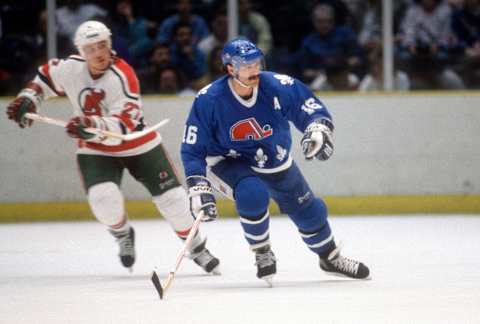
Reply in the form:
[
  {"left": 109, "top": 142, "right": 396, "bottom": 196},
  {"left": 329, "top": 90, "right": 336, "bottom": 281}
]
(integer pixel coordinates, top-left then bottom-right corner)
[
  {"left": 210, "top": 266, "right": 221, "bottom": 276},
  {"left": 322, "top": 270, "right": 372, "bottom": 280},
  {"left": 261, "top": 275, "right": 274, "bottom": 287},
  {"left": 128, "top": 266, "right": 133, "bottom": 274}
]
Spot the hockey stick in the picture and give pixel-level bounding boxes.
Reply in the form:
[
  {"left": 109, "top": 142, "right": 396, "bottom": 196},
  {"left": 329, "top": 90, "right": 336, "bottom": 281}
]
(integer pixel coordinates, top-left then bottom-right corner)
[
  {"left": 151, "top": 211, "right": 205, "bottom": 300},
  {"left": 24, "top": 112, "right": 169, "bottom": 141}
]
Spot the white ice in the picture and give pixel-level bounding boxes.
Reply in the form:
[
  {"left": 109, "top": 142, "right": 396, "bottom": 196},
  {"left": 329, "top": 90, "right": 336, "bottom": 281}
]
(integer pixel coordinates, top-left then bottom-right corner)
[{"left": 0, "top": 215, "right": 479, "bottom": 324}]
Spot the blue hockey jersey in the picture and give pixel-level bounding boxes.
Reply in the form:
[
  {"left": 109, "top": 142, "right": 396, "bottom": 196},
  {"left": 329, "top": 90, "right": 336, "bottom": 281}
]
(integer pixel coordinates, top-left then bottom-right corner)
[{"left": 181, "top": 71, "right": 333, "bottom": 177}]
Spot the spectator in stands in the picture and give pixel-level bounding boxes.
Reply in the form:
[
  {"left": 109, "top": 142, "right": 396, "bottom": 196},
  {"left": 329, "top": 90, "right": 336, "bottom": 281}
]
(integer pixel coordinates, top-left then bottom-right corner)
[
  {"left": 150, "top": 42, "right": 173, "bottom": 69},
  {"left": 137, "top": 43, "right": 173, "bottom": 93},
  {"left": 155, "top": 0, "right": 209, "bottom": 45},
  {"left": 198, "top": 11, "right": 228, "bottom": 60},
  {"left": 342, "top": 0, "right": 369, "bottom": 32},
  {"left": 451, "top": 0, "right": 480, "bottom": 87},
  {"left": 238, "top": 0, "right": 273, "bottom": 56},
  {"left": 169, "top": 21, "right": 207, "bottom": 90},
  {"left": 157, "top": 66, "right": 195, "bottom": 96},
  {"left": 112, "top": 0, "right": 153, "bottom": 68},
  {"left": 358, "top": 0, "right": 382, "bottom": 55},
  {"left": 397, "top": 0, "right": 464, "bottom": 89},
  {"left": 358, "top": 47, "right": 411, "bottom": 91},
  {"left": 205, "top": 45, "right": 224, "bottom": 83},
  {"left": 298, "top": 3, "right": 365, "bottom": 91},
  {"left": 30, "top": 8, "right": 48, "bottom": 66},
  {"left": 56, "top": 0, "right": 106, "bottom": 41},
  {"left": 315, "top": 0, "right": 354, "bottom": 28}
]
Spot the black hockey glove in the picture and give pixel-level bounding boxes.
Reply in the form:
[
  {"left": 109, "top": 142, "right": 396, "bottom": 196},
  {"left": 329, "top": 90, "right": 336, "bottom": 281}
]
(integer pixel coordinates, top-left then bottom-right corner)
[
  {"left": 186, "top": 176, "right": 218, "bottom": 222},
  {"left": 301, "top": 119, "right": 334, "bottom": 161}
]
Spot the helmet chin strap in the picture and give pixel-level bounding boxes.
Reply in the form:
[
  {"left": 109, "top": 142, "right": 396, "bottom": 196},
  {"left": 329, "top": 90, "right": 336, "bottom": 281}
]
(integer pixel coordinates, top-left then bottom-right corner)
[
  {"left": 232, "top": 71, "right": 256, "bottom": 89},
  {"left": 233, "top": 76, "right": 252, "bottom": 89}
]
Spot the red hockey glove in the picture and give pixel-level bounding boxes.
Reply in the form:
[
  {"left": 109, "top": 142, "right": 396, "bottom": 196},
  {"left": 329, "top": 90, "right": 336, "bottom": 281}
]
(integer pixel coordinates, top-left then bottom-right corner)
[
  {"left": 6, "top": 96, "right": 36, "bottom": 128},
  {"left": 66, "top": 116, "right": 97, "bottom": 140}
]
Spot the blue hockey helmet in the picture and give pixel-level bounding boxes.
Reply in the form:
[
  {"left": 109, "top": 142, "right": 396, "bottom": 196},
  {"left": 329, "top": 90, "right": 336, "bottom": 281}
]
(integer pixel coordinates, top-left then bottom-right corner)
[{"left": 221, "top": 38, "right": 264, "bottom": 70}]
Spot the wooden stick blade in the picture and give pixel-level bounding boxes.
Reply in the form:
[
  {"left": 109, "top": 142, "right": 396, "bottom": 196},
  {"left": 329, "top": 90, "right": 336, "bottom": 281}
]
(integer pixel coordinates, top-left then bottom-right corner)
[
  {"left": 150, "top": 211, "right": 204, "bottom": 300},
  {"left": 151, "top": 269, "right": 164, "bottom": 300}
]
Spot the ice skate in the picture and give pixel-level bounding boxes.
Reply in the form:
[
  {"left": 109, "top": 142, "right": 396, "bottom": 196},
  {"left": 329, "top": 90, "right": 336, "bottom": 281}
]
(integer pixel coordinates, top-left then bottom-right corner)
[
  {"left": 109, "top": 227, "right": 136, "bottom": 271},
  {"left": 189, "top": 239, "right": 220, "bottom": 275},
  {"left": 319, "top": 245, "right": 370, "bottom": 279},
  {"left": 254, "top": 245, "right": 277, "bottom": 286}
]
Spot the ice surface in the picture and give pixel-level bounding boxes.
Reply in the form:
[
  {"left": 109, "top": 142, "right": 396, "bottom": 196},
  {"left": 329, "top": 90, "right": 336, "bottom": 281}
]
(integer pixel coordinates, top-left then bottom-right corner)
[{"left": 0, "top": 215, "right": 479, "bottom": 324}]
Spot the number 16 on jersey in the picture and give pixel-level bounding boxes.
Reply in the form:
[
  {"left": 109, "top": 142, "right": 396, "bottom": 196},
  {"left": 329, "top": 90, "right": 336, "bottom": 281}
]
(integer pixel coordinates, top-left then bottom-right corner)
[{"left": 183, "top": 125, "right": 198, "bottom": 144}]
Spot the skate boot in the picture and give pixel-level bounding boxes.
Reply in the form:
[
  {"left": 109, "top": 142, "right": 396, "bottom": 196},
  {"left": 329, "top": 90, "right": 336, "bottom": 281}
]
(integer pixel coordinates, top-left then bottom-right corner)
[
  {"left": 109, "top": 227, "right": 136, "bottom": 270},
  {"left": 254, "top": 245, "right": 277, "bottom": 285},
  {"left": 189, "top": 239, "right": 220, "bottom": 275},
  {"left": 320, "top": 245, "right": 370, "bottom": 279}
]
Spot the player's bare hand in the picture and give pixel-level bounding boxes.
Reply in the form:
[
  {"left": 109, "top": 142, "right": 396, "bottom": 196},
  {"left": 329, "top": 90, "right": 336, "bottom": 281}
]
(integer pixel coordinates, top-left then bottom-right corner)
[{"left": 6, "top": 96, "right": 36, "bottom": 128}]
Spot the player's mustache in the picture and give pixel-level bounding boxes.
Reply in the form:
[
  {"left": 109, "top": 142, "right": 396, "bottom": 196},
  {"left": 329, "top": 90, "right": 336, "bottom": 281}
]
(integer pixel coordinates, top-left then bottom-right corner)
[{"left": 248, "top": 75, "right": 260, "bottom": 81}]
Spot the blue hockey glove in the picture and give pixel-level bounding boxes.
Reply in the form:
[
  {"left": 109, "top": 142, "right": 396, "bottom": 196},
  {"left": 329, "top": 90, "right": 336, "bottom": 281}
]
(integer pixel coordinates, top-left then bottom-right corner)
[
  {"left": 301, "top": 119, "right": 334, "bottom": 161},
  {"left": 186, "top": 176, "right": 218, "bottom": 221}
]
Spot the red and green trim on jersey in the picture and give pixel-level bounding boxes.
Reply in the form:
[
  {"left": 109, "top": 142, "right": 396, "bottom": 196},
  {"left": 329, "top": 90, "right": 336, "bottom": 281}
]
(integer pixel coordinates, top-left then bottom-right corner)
[
  {"left": 78, "top": 131, "right": 158, "bottom": 153},
  {"left": 110, "top": 58, "right": 140, "bottom": 100}
]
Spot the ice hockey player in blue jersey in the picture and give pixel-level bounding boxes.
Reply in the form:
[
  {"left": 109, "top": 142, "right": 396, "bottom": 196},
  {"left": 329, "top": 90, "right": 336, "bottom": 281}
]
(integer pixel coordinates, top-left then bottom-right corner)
[{"left": 181, "top": 38, "right": 370, "bottom": 284}]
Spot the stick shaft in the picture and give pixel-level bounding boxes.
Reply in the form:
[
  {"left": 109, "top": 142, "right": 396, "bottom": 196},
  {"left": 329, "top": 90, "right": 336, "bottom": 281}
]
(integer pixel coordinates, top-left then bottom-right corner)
[
  {"left": 25, "top": 113, "right": 66, "bottom": 127},
  {"left": 24, "top": 113, "right": 168, "bottom": 141},
  {"left": 161, "top": 211, "right": 205, "bottom": 297}
]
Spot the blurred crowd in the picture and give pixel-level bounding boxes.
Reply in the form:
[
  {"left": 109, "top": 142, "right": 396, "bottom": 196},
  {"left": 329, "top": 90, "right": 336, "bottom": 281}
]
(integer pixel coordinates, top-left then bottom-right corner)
[{"left": 1, "top": 0, "right": 480, "bottom": 96}]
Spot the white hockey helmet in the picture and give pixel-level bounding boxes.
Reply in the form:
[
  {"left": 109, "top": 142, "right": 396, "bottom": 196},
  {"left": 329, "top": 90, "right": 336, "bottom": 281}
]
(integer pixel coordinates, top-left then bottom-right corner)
[{"left": 74, "top": 20, "right": 112, "bottom": 56}]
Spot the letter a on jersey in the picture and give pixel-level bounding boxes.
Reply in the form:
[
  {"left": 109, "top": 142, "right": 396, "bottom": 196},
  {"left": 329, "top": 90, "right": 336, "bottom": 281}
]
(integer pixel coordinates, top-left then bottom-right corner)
[{"left": 230, "top": 118, "right": 273, "bottom": 141}]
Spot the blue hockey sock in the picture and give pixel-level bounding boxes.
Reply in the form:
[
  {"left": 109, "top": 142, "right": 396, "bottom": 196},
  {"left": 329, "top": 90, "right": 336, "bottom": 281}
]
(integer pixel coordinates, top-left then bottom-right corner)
[
  {"left": 239, "top": 211, "right": 270, "bottom": 250},
  {"left": 299, "top": 222, "right": 336, "bottom": 256}
]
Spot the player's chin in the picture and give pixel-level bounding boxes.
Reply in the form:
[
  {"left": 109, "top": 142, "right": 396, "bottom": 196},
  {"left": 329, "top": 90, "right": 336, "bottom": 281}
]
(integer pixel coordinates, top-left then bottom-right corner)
[
  {"left": 93, "top": 62, "right": 110, "bottom": 73},
  {"left": 248, "top": 78, "right": 260, "bottom": 87}
]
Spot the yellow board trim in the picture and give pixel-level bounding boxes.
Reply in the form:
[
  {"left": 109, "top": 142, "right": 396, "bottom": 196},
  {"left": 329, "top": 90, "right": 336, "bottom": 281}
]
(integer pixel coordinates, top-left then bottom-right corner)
[{"left": 1, "top": 195, "right": 479, "bottom": 223}]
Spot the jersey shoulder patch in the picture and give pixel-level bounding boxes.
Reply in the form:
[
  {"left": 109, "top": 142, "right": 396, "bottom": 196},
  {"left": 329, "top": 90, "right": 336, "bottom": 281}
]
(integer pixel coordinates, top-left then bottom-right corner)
[
  {"left": 260, "top": 72, "right": 295, "bottom": 96},
  {"left": 269, "top": 72, "right": 295, "bottom": 86}
]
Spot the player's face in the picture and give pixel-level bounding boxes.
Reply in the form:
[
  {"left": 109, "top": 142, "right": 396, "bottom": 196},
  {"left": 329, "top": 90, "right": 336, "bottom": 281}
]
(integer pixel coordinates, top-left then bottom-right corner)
[
  {"left": 235, "top": 59, "right": 262, "bottom": 86},
  {"left": 82, "top": 40, "right": 111, "bottom": 74}
]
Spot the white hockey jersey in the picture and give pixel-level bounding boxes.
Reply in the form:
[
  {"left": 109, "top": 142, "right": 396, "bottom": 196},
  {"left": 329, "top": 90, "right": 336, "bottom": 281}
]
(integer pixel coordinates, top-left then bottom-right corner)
[{"left": 33, "top": 55, "right": 161, "bottom": 156}]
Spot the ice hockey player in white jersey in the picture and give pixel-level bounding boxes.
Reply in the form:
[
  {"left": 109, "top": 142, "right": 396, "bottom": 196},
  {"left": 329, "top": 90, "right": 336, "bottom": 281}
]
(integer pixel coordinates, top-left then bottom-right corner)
[
  {"left": 6, "top": 20, "right": 219, "bottom": 274},
  {"left": 181, "top": 38, "right": 370, "bottom": 284}
]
